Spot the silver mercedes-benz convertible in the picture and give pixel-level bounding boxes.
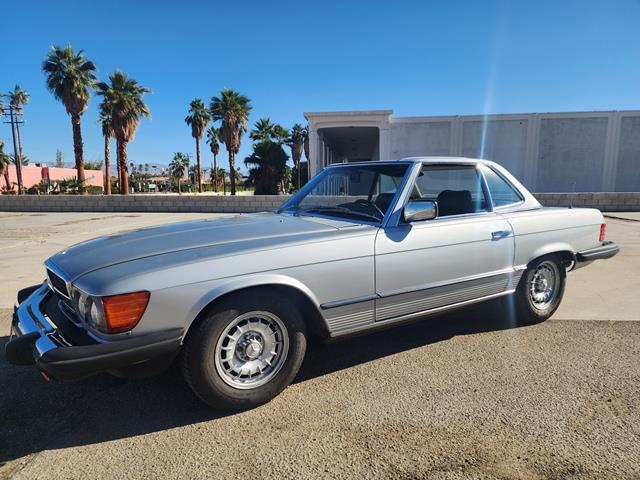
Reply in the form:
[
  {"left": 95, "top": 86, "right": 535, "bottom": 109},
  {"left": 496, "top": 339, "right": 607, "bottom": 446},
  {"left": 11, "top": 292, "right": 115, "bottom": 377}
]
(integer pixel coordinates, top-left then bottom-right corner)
[{"left": 7, "top": 157, "right": 619, "bottom": 409}]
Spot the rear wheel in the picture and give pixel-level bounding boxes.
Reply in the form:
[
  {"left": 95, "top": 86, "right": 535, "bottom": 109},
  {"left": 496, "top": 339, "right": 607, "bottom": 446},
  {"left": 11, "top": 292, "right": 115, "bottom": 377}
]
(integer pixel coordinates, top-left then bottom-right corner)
[
  {"left": 514, "top": 255, "right": 566, "bottom": 324},
  {"left": 180, "top": 290, "right": 307, "bottom": 410}
]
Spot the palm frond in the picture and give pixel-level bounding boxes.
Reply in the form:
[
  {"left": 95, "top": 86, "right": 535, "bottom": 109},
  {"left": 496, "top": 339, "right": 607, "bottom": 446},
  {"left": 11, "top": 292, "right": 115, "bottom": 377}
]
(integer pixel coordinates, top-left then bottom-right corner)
[
  {"left": 96, "top": 70, "right": 151, "bottom": 142},
  {"left": 185, "top": 98, "right": 211, "bottom": 140},
  {"left": 42, "top": 43, "right": 97, "bottom": 116}
]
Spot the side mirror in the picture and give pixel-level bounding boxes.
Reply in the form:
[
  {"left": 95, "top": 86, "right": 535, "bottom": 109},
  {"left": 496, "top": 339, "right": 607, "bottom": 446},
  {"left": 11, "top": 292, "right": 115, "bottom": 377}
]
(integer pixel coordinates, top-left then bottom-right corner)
[{"left": 403, "top": 200, "right": 438, "bottom": 222}]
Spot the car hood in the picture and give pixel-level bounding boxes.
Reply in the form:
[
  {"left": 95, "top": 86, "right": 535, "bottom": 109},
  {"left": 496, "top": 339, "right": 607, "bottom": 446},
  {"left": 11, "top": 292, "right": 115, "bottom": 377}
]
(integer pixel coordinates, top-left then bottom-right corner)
[{"left": 47, "top": 212, "right": 355, "bottom": 280}]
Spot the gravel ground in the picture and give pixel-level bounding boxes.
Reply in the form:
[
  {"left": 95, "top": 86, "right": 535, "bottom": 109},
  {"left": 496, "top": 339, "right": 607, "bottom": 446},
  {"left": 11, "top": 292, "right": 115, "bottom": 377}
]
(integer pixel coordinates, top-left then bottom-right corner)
[{"left": 1, "top": 305, "right": 639, "bottom": 480}]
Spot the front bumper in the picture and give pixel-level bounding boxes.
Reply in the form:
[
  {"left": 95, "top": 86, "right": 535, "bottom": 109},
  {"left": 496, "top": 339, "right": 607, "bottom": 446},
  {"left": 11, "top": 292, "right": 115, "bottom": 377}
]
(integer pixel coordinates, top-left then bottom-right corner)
[
  {"left": 576, "top": 241, "right": 620, "bottom": 262},
  {"left": 5, "top": 284, "right": 183, "bottom": 381}
]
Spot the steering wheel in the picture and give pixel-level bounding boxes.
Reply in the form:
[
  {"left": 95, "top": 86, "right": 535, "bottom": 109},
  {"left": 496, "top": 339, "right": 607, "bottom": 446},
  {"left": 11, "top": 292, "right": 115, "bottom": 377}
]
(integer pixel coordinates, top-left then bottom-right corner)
[{"left": 354, "top": 199, "right": 385, "bottom": 218}]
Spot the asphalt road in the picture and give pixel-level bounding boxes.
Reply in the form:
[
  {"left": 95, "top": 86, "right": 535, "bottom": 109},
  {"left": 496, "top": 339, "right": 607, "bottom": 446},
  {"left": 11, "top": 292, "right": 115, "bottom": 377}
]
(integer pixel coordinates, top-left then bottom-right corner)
[{"left": 0, "top": 212, "right": 639, "bottom": 479}]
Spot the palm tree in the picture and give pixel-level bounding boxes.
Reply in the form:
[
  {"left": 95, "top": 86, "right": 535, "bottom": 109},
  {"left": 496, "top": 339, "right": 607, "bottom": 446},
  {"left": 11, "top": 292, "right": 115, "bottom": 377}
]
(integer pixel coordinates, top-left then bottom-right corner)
[
  {"left": 206, "top": 126, "right": 221, "bottom": 192},
  {"left": 169, "top": 152, "right": 189, "bottom": 194},
  {"left": 302, "top": 124, "right": 310, "bottom": 181},
  {"left": 210, "top": 89, "right": 252, "bottom": 195},
  {"left": 288, "top": 123, "right": 305, "bottom": 190},
  {"left": 185, "top": 99, "right": 211, "bottom": 193},
  {"left": 8, "top": 85, "right": 29, "bottom": 112},
  {"left": 250, "top": 118, "right": 289, "bottom": 144},
  {"left": 211, "top": 166, "right": 226, "bottom": 184},
  {"left": 244, "top": 141, "right": 289, "bottom": 195},
  {"left": 272, "top": 124, "right": 289, "bottom": 144},
  {"left": 188, "top": 164, "right": 199, "bottom": 188},
  {"left": 96, "top": 70, "right": 150, "bottom": 195},
  {"left": 250, "top": 117, "right": 276, "bottom": 143},
  {"left": 42, "top": 44, "right": 97, "bottom": 193},
  {"left": 9, "top": 154, "right": 29, "bottom": 165},
  {"left": 98, "top": 102, "right": 114, "bottom": 194},
  {"left": 0, "top": 139, "right": 11, "bottom": 192}
]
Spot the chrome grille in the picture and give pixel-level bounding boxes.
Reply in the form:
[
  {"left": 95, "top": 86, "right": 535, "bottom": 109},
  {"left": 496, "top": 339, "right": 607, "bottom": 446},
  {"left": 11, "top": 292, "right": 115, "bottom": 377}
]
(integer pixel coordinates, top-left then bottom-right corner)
[{"left": 47, "top": 269, "right": 69, "bottom": 298}]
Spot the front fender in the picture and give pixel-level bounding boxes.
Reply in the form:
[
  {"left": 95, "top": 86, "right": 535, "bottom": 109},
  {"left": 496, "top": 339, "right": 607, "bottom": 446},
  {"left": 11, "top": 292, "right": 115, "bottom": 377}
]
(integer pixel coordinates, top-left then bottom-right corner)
[{"left": 184, "top": 273, "right": 323, "bottom": 331}]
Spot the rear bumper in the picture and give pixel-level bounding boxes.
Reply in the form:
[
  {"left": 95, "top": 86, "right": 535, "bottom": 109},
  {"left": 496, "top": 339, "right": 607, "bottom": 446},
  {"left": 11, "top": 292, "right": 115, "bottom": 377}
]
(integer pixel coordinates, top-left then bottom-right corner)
[
  {"left": 5, "top": 284, "right": 183, "bottom": 381},
  {"left": 576, "top": 241, "right": 620, "bottom": 262}
]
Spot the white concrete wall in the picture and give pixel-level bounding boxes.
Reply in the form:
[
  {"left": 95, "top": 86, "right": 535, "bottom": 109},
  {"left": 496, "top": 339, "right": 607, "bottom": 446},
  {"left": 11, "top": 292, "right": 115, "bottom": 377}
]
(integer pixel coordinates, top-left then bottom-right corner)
[{"left": 305, "top": 110, "right": 640, "bottom": 192}]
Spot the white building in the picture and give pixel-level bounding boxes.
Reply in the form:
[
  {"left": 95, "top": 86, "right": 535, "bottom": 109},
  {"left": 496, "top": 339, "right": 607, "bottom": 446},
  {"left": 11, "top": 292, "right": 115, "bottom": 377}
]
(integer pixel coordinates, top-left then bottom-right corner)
[{"left": 303, "top": 110, "right": 640, "bottom": 192}]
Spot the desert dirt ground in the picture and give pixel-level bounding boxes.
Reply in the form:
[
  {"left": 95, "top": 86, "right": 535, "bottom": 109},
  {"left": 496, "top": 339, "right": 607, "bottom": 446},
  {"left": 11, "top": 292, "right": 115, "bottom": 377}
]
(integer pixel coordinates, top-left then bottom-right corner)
[{"left": 0, "top": 211, "right": 638, "bottom": 479}]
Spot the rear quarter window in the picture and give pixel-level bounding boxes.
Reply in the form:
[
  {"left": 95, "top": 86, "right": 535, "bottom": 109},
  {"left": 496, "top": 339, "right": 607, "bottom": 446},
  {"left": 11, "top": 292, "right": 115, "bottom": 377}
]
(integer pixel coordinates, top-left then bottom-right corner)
[{"left": 480, "top": 165, "right": 523, "bottom": 207}]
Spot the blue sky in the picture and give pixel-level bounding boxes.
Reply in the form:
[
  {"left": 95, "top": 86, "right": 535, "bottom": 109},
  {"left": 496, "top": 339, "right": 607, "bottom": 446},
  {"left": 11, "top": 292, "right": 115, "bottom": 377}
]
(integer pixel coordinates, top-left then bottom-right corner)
[{"left": 2, "top": 0, "right": 640, "bottom": 171}]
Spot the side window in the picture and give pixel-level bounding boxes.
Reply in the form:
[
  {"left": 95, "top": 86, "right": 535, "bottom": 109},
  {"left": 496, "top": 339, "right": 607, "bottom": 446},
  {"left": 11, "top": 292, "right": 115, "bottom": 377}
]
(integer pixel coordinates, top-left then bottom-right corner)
[
  {"left": 415, "top": 165, "right": 488, "bottom": 217},
  {"left": 480, "top": 165, "right": 523, "bottom": 207}
]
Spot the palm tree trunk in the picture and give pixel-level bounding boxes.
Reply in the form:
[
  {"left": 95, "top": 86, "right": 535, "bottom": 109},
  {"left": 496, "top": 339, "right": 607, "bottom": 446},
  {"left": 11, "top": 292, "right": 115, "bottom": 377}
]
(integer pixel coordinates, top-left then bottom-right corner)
[
  {"left": 71, "top": 114, "right": 86, "bottom": 194},
  {"left": 116, "top": 158, "right": 121, "bottom": 193},
  {"left": 229, "top": 151, "right": 236, "bottom": 196},
  {"left": 195, "top": 138, "right": 203, "bottom": 193},
  {"left": 117, "top": 139, "right": 129, "bottom": 195},
  {"left": 213, "top": 153, "right": 218, "bottom": 192},
  {"left": 3, "top": 172, "right": 10, "bottom": 192},
  {"left": 104, "top": 135, "right": 111, "bottom": 195}
]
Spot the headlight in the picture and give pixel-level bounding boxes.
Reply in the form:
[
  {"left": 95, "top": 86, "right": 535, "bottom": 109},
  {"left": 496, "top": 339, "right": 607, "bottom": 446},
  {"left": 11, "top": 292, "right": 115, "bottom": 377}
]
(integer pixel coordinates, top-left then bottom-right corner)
[
  {"left": 68, "top": 286, "right": 103, "bottom": 329},
  {"left": 68, "top": 286, "right": 149, "bottom": 333},
  {"left": 88, "top": 297, "right": 107, "bottom": 331},
  {"left": 78, "top": 292, "right": 90, "bottom": 318}
]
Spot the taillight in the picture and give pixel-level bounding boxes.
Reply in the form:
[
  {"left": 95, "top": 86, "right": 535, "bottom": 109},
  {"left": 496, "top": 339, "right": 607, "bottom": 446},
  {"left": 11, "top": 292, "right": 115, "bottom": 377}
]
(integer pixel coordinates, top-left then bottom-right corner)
[
  {"left": 599, "top": 223, "right": 606, "bottom": 242},
  {"left": 102, "top": 291, "right": 150, "bottom": 333}
]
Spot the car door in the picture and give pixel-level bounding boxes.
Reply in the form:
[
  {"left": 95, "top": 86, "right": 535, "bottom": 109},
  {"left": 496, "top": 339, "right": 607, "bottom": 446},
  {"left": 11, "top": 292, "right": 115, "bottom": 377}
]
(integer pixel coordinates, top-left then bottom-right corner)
[{"left": 374, "top": 163, "right": 518, "bottom": 323}]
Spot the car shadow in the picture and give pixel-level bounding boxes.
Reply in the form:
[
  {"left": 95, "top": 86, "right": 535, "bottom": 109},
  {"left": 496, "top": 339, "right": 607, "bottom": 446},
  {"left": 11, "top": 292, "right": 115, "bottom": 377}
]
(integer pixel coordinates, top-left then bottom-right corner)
[{"left": 0, "top": 299, "right": 522, "bottom": 466}]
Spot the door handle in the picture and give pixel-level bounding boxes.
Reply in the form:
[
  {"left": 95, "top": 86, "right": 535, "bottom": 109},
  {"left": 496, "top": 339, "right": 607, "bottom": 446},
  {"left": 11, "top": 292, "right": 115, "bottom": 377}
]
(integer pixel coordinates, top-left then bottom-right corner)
[{"left": 491, "top": 230, "right": 512, "bottom": 240}]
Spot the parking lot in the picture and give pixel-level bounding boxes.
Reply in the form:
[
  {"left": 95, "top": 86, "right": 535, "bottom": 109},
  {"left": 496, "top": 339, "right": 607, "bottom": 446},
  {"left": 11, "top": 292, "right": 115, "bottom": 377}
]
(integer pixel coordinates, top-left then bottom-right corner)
[{"left": 1, "top": 212, "right": 639, "bottom": 479}]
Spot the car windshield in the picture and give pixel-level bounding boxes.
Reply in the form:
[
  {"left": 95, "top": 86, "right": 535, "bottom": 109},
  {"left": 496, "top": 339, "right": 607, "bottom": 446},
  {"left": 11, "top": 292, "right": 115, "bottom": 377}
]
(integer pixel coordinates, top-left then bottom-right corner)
[{"left": 278, "top": 163, "right": 410, "bottom": 224}]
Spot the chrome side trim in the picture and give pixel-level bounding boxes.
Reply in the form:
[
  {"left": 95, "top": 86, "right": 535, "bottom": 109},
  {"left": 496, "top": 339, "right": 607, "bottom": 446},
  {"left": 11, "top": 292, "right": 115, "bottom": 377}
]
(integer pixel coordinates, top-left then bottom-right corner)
[
  {"left": 378, "top": 267, "right": 523, "bottom": 299},
  {"left": 321, "top": 266, "right": 527, "bottom": 312},
  {"left": 376, "top": 271, "right": 521, "bottom": 322},
  {"left": 330, "top": 289, "right": 515, "bottom": 338},
  {"left": 321, "top": 294, "right": 379, "bottom": 309},
  {"left": 323, "top": 268, "right": 524, "bottom": 336}
]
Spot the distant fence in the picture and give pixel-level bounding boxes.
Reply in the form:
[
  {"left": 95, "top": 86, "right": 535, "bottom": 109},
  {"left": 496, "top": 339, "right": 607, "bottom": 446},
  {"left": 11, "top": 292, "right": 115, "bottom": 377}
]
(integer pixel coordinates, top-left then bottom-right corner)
[{"left": 0, "top": 192, "right": 639, "bottom": 213}]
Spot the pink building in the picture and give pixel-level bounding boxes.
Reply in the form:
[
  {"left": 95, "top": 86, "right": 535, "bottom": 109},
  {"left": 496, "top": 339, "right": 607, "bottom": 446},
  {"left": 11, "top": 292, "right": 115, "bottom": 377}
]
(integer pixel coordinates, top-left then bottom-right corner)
[{"left": 3, "top": 165, "right": 104, "bottom": 192}]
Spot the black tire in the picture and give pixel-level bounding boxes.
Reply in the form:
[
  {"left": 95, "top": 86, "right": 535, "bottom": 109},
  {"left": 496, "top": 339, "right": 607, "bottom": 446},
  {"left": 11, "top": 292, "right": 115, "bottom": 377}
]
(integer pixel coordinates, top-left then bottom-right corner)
[
  {"left": 180, "top": 289, "right": 307, "bottom": 410},
  {"left": 514, "top": 255, "right": 566, "bottom": 325}
]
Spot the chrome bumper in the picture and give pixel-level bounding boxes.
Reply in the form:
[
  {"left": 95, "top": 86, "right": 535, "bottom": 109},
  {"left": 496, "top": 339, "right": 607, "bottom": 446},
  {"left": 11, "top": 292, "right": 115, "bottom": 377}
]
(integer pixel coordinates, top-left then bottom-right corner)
[
  {"left": 8, "top": 284, "right": 59, "bottom": 362},
  {"left": 576, "top": 241, "right": 620, "bottom": 262},
  {"left": 6, "top": 284, "right": 183, "bottom": 380}
]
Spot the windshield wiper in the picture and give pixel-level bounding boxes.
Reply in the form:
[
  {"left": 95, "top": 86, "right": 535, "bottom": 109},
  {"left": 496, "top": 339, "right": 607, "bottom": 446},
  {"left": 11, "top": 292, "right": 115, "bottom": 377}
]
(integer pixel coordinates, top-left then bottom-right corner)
[{"left": 295, "top": 206, "right": 382, "bottom": 223}]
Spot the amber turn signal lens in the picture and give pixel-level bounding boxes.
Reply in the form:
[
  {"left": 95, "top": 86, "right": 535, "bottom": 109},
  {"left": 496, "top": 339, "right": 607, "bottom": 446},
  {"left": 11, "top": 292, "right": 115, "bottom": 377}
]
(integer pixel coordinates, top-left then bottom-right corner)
[
  {"left": 599, "top": 223, "right": 606, "bottom": 242},
  {"left": 102, "top": 291, "right": 150, "bottom": 333}
]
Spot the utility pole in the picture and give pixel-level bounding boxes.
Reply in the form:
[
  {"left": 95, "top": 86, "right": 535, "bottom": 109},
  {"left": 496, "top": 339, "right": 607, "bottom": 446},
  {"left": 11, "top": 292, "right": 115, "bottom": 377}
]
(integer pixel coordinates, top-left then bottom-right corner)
[{"left": 1, "top": 96, "right": 24, "bottom": 194}]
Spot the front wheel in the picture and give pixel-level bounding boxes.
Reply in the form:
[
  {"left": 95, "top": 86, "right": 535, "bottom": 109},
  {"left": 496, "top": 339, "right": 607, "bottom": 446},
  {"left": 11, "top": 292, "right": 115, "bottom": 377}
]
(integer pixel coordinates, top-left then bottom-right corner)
[
  {"left": 514, "top": 255, "right": 566, "bottom": 324},
  {"left": 180, "top": 290, "right": 307, "bottom": 410}
]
